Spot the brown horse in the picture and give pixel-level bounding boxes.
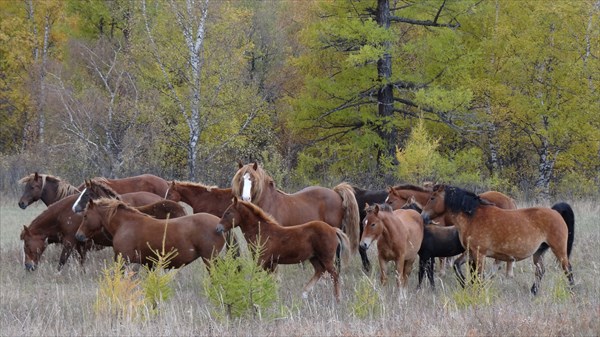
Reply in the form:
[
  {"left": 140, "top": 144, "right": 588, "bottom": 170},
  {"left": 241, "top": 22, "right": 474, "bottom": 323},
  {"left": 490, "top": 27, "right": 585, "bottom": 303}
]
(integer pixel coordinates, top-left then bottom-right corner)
[
  {"left": 386, "top": 184, "right": 518, "bottom": 277},
  {"left": 215, "top": 197, "right": 351, "bottom": 301},
  {"left": 165, "top": 180, "right": 233, "bottom": 216},
  {"left": 420, "top": 184, "right": 575, "bottom": 295},
  {"left": 72, "top": 179, "right": 165, "bottom": 213},
  {"left": 76, "top": 174, "right": 170, "bottom": 198},
  {"left": 18, "top": 173, "right": 80, "bottom": 209},
  {"left": 360, "top": 203, "right": 424, "bottom": 291},
  {"left": 75, "top": 198, "right": 225, "bottom": 269},
  {"left": 21, "top": 193, "right": 186, "bottom": 271},
  {"left": 232, "top": 162, "right": 360, "bottom": 253}
]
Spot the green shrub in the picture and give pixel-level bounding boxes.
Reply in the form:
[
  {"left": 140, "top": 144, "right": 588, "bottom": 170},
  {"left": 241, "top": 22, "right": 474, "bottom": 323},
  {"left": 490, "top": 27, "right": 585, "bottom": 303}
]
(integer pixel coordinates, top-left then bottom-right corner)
[
  {"left": 350, "top": 275, "right": 384, "bottom": 319},
  {"left": 202, "top": 239, "right": 279, "bottom": 319}
]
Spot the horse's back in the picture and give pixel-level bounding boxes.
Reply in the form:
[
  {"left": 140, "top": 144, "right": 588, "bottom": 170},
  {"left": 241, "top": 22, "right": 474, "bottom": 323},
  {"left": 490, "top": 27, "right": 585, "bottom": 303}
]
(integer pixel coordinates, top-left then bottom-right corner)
[
  {"left": 109, "top": 174, "right": 169, "bottom": 196},
  {"left": 120, "top": 191, "right": 163, "bottom": 206},
  {"left": 392, "top": 209, "right": 424, "bottom": 253},
  {"left": 479, "top": 191, "right": 517, "bottom": 209}
]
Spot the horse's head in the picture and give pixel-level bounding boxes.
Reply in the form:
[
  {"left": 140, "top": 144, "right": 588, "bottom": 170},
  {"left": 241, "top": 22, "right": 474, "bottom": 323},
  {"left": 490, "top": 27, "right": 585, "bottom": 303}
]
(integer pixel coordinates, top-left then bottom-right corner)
[
  {"left": 20, "top": 225, "right": 48, "bottom": 271},
  {"left": 165, "top": 181, "right": 181, "bottom": 201},
  {"left": 18, "top": 173, "right": 44, "bottom": 209},
  {"left": 232, "top": 162, "right": 273, "bottom": 203},
  {"left": 360, "top": 203, "right": 388, "bottom": 250},
  {"left": 216, "top": 197, "right": 242, "bottom": 234},
  {"left": 400, "top": 196, "right": 423, "bottom": 213},
  {"left": 75, "top": 199, "right": 106, "bottom": 241},
  {"left": 421, "top": 184, "right": 447, "bottom": 224},
  {"left": 384, "top": 186, "right": 409, "bottom": 210}
]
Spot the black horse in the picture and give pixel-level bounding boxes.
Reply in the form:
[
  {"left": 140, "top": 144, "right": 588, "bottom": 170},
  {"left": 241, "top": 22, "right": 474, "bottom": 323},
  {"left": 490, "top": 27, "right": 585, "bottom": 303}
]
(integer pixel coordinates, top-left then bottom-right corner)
[
  {"left": 400, "top": 197, "right": 465, "bottom": 290},
  {"left": 351, "top": 185, "right": 388, "bottom": 273}
]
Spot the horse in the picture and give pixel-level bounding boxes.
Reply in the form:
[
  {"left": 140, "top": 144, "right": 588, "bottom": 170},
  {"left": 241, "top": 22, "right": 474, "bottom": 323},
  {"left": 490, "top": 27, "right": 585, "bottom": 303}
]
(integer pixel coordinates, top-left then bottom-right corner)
[
  {"left": 75, "top": 198, "right": 225, "bottom": 269},
  {"left": 72, "top": 179, "right": 166, "bottom": 213},
  {"left": 420, "top": 184, "right": 575, "bottom": 295},
  {"left": 21, "top": 193, "right": 187, "bottom": 271},
  {"left": 165, "top": 180, "right": 233, "bottom": 216},
  {"left": 215, "top": 197, "right": 351, "bottom": 301},
  {"left": 400, "top": 197, "right": 464, "bottom": 290},
  {"left": 76, "top": 174, "right": 170, "bottom": 198},
  {"left": 18, "top": 172, "right": 80, "bottom": 209},
  {"left": 232, "top": 162, "right": 360, "bottom": 254},
  {"left": 20, "top": 194, "right": 111, "bottom": 271},
  {"left": 359, "top": 203, "right": 424, "bottom": 291},
  {"left": 350, "top": 185, "right": 388, "bottom": 273},
  {"left": 386, "top": 184, "right": 518, "bottom": 277}
]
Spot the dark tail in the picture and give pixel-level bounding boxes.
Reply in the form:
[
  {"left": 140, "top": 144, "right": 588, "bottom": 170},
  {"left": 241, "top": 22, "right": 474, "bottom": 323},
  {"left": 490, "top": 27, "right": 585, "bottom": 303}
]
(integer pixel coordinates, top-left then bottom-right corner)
[{"left": 551, "top": 202, "right": 575, "bottom": 257}]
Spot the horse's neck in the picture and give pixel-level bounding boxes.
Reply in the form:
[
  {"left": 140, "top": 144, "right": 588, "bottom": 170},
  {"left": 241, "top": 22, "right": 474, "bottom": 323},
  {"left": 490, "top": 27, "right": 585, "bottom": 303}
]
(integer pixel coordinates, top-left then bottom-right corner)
[
  {"left": 29, "top": 208, "right": 62, "bottom": 236},
  {"left": 103, "top": 207, "right": 133, "bottom": 235},
  {"left": 238, "top": 208, "right": 276, "bottom": 242},
  {"left": 40, "top": 180, "right": 59, "bottom": 206}
]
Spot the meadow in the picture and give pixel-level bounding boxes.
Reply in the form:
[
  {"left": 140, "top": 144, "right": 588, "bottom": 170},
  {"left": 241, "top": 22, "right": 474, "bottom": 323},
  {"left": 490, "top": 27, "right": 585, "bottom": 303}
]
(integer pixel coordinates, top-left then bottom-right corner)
[{"left": 1, "top": 198, "right": 598, "bottom": 336}]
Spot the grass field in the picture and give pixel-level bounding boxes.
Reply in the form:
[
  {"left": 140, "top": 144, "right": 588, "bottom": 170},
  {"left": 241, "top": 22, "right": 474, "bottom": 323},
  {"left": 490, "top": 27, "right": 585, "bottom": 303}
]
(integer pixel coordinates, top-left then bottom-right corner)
[{"left": 1, "top": 199, "right": 598, "bottom": 336}]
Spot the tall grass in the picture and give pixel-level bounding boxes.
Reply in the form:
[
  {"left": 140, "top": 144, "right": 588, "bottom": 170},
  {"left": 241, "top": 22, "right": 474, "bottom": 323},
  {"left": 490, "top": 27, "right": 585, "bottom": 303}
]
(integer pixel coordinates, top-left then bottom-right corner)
[{"left": 1, "top": 199, "right": 598, "bottom": 336}]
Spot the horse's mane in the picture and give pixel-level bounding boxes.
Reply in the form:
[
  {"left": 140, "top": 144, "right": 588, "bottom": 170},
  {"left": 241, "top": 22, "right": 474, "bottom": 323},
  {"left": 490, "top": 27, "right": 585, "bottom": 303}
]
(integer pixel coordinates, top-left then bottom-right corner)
[
  {"left": 238, "top": 199, "right": 279, "bottom": 226},
  {"left": 391, "top": 183, "right": 432, "bottom": 193},
  {"left": 89, "top": 179, "right": 120, "bottom": 199},
  {"left": 438, "top": 184, "right": 483, "bottom": 216},
  {"left": 231, "top": 163, "right": 273, "bottom": 201},
  {"left": 93, "top": 198, "right": 154, "bottom": 220},
  {"left": 365, "top": 203, "right": 394, "bottom": 213},
  {"left": 174, "top": 180, "right": 218, "bottom": 191},
  {"left": 19, "top": 173, "right": 79, "bottom": 199}
]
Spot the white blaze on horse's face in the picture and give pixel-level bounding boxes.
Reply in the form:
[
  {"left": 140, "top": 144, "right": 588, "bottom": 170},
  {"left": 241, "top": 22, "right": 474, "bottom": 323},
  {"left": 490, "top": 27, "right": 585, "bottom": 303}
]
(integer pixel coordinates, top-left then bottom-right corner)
[
  {"left": 241, "top": 173, "right": 252, "bottom": 202},
  {"left": 72, "top": 188, "right": 86, "bottom": 212}
]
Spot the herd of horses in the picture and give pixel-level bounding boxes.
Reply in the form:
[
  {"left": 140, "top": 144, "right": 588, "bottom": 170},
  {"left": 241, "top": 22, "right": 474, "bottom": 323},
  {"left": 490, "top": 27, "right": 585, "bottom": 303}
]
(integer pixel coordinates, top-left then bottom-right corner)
[{"left": 17, "top": 163, "right": 576, "bottom": 300}]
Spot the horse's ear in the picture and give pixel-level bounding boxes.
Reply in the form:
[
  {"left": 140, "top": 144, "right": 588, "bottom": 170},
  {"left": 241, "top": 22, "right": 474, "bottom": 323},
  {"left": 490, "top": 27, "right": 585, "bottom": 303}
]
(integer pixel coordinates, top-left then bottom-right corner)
[
  {"left": 387, "top": 186, "right": 393, "bottom": 193},
  {"left": 85, "top": 179, "right": 91, "bottom": 187},
  {"left": 34, "top": 172, "right": 39, "bottom": 180},
  {"left": 237, "top": 160, "right": 243, "bottom": 169},
  {"left": 22, "top": 225, "right": 29, "bottom": 234},
  {"left": 374, "top": 204, "right": 380, "bottom": 215},
  {"left": 87, "top": 198, "right": 94, "bottom": 209},
  {"left": 252, "top": 162, "right": 258, "bottom": 170},
  {"left": 170, "top": 180, "right": 176, "bottom": 187},
  {"left": 232, "top": 197, "right": 238, "bottom": 205}
]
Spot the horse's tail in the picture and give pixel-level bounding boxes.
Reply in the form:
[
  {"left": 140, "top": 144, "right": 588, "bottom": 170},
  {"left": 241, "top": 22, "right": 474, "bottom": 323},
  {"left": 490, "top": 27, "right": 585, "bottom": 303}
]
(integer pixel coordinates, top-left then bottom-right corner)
[
  {"left": 551, "top": 202, "right": 575, "bottom": 257},
  {"left": 335, "top": 229, "right": 351, "bottom": 269},
  {"left": 334, "top": 182, "right": 360, "bottom": 254}
]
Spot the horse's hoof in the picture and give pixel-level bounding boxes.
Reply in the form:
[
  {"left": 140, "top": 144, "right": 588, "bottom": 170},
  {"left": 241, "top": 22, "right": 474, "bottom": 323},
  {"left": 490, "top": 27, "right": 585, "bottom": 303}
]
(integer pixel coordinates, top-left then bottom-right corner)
[{"left": 530, "top": 284, "right": 538, "bottom": 295}]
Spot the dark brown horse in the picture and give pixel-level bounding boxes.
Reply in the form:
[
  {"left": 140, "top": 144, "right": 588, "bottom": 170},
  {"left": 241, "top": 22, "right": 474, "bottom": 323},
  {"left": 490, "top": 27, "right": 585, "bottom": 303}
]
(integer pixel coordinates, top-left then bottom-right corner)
[
  {"left": 18, "top": 173, "right": 80, "bottom": 209},
  {"left": 216, "top": 198, "right": 351, "bottom": 301},
  {"left": 72, "top": 179, "right": 165, "bottom": 213},
  {"left": 360, "top": 203, "right": 424, "bottom": 291},
  {"left": 232, "top": 162, "right": 360, "bottom": 253},
  {"left": 76, "top": 174, "right": 170, "bottom": 198},
  {"left": 421, "top": 184, "right": 575, "bottom": 295},
  {"left": 21, "top": 193, "right": 186, "bottom": 271},
  {"left": 75, "top": 198, "right": 225, "bottom": 269},
  {"left": 350, "top": 185, "right": 388, "bottom": 273},
  {"left": 165, "top": 180, "right": 232, "bottom": 216},
  {"left": 386, "top": 184, "right": 518, "bottom": 277}
]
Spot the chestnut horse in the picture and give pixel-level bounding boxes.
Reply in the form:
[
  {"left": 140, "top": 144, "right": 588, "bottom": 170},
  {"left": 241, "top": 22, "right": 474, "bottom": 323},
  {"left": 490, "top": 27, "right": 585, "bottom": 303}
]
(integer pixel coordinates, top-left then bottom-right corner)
[
  {"left": 232, "top": 162, "right": 360, "bottom": 253},
  {"left": 76, "top": 174, "right": 169, "bottom": 198},
  {"left": 72, "top": 179, "right": 165, "bottom": 213},
  {"left": 350, "top": 185, "right": 388, "bottom": 273},
  {"left": 216, "top": 198, "right": 351, "bottom": 301},
  {"left": 18, "top": 173, "right": 80, "bottom": 209},
  {"left": 21, "top": 194, "right": 186, "bottom": 271},
  {"left": 75, "top": 198, "right": 224, "bottom": 269},
  {"left": 360, "top": 203, "right": 424, "bottom": 291},
  {"left": 421, "top": 184, "right": 575, "bottom": 295},
  {"left": 386, "top": 184, "right": 518, "bottom": 277},
  {"left": 165, "top": 181, "right": 232, "bottom": 216}
]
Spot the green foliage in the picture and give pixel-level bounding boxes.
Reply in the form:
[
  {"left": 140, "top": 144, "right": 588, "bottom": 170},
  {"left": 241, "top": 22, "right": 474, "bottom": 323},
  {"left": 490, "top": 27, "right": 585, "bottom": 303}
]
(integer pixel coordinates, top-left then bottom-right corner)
[
  {"left": 203, "top": 239, "right": 279, "bottom": 319},
  {"left": 448, "top": 263, "right": 498, "bottom": 309},
  {"left": 350, "top": 276, "right": 384, "bottom": 319}
]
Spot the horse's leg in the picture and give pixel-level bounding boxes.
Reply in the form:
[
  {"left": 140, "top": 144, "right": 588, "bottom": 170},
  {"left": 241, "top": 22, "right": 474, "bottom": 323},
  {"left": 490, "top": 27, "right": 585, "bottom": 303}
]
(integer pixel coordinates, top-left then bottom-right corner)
[
  {"left": 378, "top": 255, "right": 389, "bottom": 286},
  {"left": 548, "top": 244, "right": 575, "bottom": 289},
  {"left": 453, "top": 252, "right": 467, "bottom": 288},
  {"left": 417, "top": 256, "right": 426, "bottom": 289},
  {"left": 426, "top": 257, "right": 435, "bottom": 290},
  {"left": 506, "top": 260, "right": 514, "bottom": 278},
  {"left": 359, "top": 246, "right": 371, "bottom": 273},
  {"left": 402, "top": 258, "right": 415, "bottom": 288},
  {"left": 323, "top": 259, "right": 341, "bottom": 301},
  {"left": 57, "top": 242, "right": 74, "bottom": 271},
  {"left": 438, "top": 257, "right": 446, "bottom": 276},
  {"left": 303, "top": 258, "right": 326, "bottom": 299},
  {"left": 531, "top": 248, "right": 546, "bottom": 295},
  {"left": 394, "top": 255, "right": 406, "bottom": 288}
]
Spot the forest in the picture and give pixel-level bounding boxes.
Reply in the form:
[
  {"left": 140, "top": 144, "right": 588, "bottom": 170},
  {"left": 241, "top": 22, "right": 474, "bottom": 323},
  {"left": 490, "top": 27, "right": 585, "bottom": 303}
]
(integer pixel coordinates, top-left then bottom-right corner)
[{"left": 1, "top": 0, "right": 599, "bottom": 200}]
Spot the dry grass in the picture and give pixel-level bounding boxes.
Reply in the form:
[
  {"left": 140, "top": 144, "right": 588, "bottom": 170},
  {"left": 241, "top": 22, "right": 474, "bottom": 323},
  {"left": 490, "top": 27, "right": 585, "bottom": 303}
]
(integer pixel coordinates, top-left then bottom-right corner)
[{"left": 1, "top": 199, "right": 598, "bottom": 336}]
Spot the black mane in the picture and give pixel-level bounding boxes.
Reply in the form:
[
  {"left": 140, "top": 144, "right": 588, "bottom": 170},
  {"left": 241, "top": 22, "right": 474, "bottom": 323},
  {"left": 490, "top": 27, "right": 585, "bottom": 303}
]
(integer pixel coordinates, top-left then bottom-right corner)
[{"left": 443, "top": 185, "right": 484, "bottom": 216}]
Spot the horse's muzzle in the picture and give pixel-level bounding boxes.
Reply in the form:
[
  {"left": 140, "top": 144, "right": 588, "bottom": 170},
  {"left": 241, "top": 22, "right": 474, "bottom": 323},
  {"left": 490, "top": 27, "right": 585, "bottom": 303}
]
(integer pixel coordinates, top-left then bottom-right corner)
[
  {"left": 75, "top": 232, "right": 87, "bottom": 242},
  {"left": 215, "top": 224, "right": 225, "bottom": 234},
  {"left": 18, "top": 201, "right": 28, "bottom": 209},
  {"left": 24, "top": 262, "right": 36, "bottom": 271},
  {"left": 421, "top": 214, "right": 431, "bottom": 225},
  {"left": 359, "top": 241, "right": 370, "bottom": 250}
]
